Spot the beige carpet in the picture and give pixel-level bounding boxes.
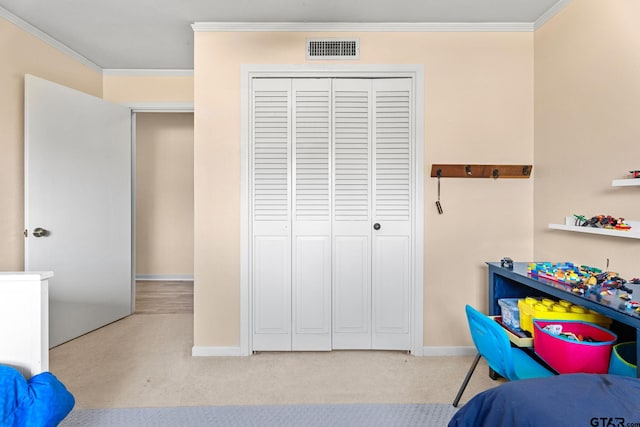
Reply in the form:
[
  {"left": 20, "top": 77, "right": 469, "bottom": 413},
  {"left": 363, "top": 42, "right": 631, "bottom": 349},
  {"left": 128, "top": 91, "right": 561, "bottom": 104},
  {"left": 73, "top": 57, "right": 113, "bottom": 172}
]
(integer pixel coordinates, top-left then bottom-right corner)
[{"left": 49, "top": 313, "right": 503, "bottom": 409}]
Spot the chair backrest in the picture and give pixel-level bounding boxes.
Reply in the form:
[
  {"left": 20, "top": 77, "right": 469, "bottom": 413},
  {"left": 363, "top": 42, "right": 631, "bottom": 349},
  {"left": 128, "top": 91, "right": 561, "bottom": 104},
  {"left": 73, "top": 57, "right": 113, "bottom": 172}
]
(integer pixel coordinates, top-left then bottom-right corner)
[{"left": 465, "top": 304, "right": 516, "bottom": 380}]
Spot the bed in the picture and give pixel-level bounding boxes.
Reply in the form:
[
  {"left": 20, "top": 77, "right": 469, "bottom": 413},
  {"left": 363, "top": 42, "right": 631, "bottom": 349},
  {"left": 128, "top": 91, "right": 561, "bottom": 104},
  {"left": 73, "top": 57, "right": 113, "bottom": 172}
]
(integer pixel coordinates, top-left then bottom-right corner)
[{"left": 448, "top": 373, "right": 640, "bottom": 427}]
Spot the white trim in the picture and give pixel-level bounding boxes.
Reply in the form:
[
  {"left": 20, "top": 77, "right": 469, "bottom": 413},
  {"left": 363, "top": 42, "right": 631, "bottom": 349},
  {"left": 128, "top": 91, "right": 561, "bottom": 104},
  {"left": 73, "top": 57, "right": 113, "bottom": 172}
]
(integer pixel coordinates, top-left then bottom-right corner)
[
  {"left": 193, "top": 21, "right": 534, "bottom": 33},
  {"left": 422, "top": 346, "right": 477, "bottom": 357},
  {"left": 124, "top": 102, "right": 194, "bottom": 113},
  {"left": 135, "top": 274, "right": 194, "bottom": 281},
  {"left": 412, "top": 69, "right": 425, "bottom": 358},
  {"left": 0, "top": 5, "right": 102, "bottom": 73},
  {"left": 240, "top": 64, "right": 425, "bottom": 357},
  {"left": 131, "top": 112, "right": 137, "bottom": 315},
  {"left": 534, "top": 0, "right": 573, "bottom": 30},
  {"left": 192, "top": 346, "right": 242, "bottom": 357},
  {"left": 103, "top": 69, "right": 194, "bottom": 77},
  {"left": 240, "top": 70, "right": 250, "bottom": 356}
]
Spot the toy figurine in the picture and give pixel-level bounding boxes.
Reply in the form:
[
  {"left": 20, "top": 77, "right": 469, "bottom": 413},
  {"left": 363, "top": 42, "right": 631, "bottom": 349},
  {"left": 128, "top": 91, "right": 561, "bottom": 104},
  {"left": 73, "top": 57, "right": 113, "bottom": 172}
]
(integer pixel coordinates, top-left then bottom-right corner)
[
  {"left": 574, "top": 214, "right": 632, "bottom": 231},
  {"left": 573, "top": 214, "right": 587, "bottom": 226}
]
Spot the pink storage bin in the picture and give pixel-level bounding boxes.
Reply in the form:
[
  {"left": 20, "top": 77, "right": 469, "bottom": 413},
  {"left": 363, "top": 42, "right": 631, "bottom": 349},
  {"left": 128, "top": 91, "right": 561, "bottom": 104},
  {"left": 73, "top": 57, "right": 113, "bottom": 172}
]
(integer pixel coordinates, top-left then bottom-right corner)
[{"left": 533, "top": 319, "right": 617, "bottom": 374}]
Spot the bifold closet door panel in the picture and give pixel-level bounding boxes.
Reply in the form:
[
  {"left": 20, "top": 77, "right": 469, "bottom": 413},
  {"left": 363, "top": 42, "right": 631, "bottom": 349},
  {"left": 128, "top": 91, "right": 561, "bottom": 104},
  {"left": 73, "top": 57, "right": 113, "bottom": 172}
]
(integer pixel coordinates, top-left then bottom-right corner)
[
  {"left": 252, "top": 78, "right": 292, "bottom": 351},
  {"left": 291, "top": 79, "right": 332, "bottom": 351},
  {"left": 332, "top": 78, "right": 373, "bottom": 349},
  {"left": 371, "top": 78, "right": 412, "bottom": 350}
]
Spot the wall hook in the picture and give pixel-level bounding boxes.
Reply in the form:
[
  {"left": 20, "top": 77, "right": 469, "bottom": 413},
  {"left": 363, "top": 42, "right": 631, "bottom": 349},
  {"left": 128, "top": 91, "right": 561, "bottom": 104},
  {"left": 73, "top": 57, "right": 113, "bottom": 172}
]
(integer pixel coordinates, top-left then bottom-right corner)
[
  {"left": 430, "top": 164, "right": 533, "bottom": 179},
  {"left": 436, "top": 169, "right": 443, "bottom": 214}
]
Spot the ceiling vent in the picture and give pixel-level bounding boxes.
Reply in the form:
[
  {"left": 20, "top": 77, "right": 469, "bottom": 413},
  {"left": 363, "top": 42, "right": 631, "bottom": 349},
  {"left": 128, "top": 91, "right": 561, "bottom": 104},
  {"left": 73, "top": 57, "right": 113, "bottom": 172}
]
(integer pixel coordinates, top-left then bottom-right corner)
[{"left": 306, "top": 38, "right": 360, "bottom": 60}]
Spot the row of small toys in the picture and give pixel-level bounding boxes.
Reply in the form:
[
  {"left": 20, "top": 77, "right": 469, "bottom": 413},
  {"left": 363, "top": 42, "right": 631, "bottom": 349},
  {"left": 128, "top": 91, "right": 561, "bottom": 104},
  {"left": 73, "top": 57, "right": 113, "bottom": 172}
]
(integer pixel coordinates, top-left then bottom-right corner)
[
  {"left": 541, "top": 324, "right": 599, "bottom": 342},
  {"left": 573, "top": 214, "right": 632, "bottom": 231},
  {"left": 527, "top": 262, "right": 637, "bottom": 302}
]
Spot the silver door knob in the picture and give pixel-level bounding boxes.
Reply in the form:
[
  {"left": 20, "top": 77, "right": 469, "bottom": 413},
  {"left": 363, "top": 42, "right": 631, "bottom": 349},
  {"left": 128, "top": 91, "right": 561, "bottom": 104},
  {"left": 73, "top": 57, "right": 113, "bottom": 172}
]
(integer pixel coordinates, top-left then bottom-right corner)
[{"left": 32, "top": 227, "right": 49, "bottom": 237}]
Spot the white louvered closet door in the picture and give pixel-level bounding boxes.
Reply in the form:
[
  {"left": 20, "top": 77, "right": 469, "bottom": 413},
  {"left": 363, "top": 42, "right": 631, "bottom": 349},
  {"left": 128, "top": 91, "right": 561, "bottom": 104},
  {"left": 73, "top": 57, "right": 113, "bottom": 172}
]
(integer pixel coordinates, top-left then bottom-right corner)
[
  {"left": 332, "top": 79, "right": 373, "bottom": 349},
  {"left": 291, "top": 79, "right": 332, "bottom": 350},
  {"left": 252, "top": 79, "right": 292, "bottom": 351},
  {"left": 371, "top": 78, "right": 412, "bottom": 350},
  {"left": 251, "top": 77, "right": 413, "bottom": 352}
]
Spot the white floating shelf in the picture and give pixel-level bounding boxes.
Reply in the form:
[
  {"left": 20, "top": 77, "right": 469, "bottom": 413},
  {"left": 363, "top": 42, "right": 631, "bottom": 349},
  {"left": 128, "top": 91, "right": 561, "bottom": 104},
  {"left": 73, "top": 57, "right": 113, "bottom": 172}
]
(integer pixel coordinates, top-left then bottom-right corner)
[
  {"left": 549, "top": 217, "right": 640, "bottom": 239},
  {"left": 612, "top": 179, "right": 640, "bottom": 187}
]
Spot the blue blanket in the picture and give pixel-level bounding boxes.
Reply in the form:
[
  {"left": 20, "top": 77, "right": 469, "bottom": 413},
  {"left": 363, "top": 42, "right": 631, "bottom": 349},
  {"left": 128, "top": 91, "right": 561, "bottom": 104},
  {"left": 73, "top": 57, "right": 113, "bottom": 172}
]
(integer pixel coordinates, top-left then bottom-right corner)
[
  {"left": 449, "top": 374, "right": 640, "bottom": 427},
  {"left": 1, "top": 365, "right": 74, "bottom": 427}
]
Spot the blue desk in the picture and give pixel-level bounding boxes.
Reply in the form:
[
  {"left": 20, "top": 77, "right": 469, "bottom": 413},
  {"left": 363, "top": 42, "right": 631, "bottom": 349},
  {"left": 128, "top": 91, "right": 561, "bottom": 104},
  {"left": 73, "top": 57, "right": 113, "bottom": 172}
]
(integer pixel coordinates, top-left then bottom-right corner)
[{"left": 487, "top": 261, "right": 640, "bottom": 377}]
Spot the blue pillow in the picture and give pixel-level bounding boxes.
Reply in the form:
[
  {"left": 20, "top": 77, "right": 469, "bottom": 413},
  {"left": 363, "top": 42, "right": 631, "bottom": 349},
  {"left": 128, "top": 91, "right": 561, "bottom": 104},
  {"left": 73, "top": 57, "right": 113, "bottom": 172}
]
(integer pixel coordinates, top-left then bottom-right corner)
[{"left": 1, "top": 365, "right": 74, "bottom": 427}]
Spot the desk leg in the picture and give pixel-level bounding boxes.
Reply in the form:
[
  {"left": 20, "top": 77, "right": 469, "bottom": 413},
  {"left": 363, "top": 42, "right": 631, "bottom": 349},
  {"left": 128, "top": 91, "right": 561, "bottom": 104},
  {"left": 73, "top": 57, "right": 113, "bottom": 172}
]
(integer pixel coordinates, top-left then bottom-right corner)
[
  {"left": 489, "top": 368, "right": 501, "bottom": 380},
  {"left": 636, "top": 330, "right": 640, "bottom": 378}
]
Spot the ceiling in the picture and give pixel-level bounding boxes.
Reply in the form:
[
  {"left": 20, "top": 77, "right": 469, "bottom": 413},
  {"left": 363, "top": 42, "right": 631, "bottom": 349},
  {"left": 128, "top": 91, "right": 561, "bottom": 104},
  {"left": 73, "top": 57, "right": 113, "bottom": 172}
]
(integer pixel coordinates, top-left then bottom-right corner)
[{"left": 0, "top": 0, "right": 567, "bottom": 70}]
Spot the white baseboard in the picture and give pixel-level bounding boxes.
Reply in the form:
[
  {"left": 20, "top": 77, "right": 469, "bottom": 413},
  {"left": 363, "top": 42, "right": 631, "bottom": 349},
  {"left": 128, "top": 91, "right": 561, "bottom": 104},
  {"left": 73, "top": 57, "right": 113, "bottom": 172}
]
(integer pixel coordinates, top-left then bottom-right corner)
[
  {"left": 135, "top": 274, "right": 194, "bottom": 281},
  {"left": 192, "top": 346, "right": 243, "bottom": 357},
  {"left": 421, "top": 346, "right": 477, "bottom": 357},
  {"left": 192, "top": 346, "right": 476, "bottom": 357}
]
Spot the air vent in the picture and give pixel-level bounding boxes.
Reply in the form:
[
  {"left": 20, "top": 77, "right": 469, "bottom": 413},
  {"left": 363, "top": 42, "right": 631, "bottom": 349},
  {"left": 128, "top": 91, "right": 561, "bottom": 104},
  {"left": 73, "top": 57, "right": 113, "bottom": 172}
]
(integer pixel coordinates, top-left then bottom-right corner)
[{"left": 306, "top": 38, "right": 360, "bottom": 60}]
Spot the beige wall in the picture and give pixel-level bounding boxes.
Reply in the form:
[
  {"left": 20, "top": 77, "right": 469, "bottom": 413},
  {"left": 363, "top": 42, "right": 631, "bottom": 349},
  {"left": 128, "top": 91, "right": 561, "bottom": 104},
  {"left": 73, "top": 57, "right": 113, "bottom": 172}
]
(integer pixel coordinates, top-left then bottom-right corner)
[
  {"left": 103, "top": 74, "right": 193, "bottom": 104},
  {"left": 534, "top": 1, "right": 640, "bottom": 277},
  {"left": 136, "top": 113, "right": 194, "bottom": 277},
  {"left": 193, "top": 31, "right": 535, "bottom": 347},
  {"left": 0, "top": 17, "right": 102, "bottom": 270}
]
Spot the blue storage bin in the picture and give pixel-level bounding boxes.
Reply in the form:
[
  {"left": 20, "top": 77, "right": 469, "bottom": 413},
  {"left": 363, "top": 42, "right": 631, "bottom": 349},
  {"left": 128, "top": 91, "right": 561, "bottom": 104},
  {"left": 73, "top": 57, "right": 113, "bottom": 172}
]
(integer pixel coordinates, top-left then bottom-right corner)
[
  {"left": 608, "top": 342, "right": 637, "bottom": 377},
  {"left": 498, "top": 298, "right": 521, "bottom": 331}
]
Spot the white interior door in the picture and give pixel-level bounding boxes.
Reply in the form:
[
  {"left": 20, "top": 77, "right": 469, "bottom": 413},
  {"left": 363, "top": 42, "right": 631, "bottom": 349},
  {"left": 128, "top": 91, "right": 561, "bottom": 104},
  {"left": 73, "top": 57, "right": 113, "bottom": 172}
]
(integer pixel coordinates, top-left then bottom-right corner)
[{"left": 24, "top": 74, "right": 133, "bottom": 347}]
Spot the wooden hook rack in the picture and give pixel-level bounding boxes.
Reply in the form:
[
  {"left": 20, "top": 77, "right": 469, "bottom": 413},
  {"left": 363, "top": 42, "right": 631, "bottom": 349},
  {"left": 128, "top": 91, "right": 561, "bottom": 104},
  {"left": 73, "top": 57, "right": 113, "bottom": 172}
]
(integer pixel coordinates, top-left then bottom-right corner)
[{"left": 430, "top": 164, "right": 533, "bottom": 179}]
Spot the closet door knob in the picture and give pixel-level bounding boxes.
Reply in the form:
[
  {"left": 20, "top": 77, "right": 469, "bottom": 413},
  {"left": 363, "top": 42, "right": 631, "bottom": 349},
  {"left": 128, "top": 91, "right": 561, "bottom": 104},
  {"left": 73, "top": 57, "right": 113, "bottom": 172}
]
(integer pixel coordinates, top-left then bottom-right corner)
[{"left": 373, "top": 223, "right": 381, "bottom": 230}]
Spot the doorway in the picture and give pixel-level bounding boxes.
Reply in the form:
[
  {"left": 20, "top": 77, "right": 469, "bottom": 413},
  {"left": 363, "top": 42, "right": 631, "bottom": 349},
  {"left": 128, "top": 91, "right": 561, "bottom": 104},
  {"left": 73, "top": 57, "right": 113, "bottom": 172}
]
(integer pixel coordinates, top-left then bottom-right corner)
[{"left": 134, "top": 112, "right": 194, "bottom": 314}]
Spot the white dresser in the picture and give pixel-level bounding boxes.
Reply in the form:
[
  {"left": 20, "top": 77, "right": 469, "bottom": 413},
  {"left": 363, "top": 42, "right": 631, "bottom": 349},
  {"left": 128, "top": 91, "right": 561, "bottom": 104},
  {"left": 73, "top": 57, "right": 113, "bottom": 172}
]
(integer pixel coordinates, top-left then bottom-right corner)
[{"left": 0, "top": 272, "right": 52, "bottom": 378}]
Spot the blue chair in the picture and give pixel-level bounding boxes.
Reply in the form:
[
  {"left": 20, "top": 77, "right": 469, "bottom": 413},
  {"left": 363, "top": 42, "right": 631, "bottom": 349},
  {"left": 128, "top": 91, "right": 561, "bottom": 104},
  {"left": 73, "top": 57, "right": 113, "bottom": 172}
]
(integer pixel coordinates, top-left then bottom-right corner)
[{"left": 452, "top": 304, "right": 555, "bottom": 407}]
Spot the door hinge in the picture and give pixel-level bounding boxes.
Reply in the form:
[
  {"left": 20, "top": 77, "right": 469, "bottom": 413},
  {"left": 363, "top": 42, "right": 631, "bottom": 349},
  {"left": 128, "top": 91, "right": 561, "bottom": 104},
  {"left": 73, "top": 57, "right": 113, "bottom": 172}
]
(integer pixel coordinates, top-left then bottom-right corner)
[{"left": 24, "top": 229, "right": 28, "bottom": 238}]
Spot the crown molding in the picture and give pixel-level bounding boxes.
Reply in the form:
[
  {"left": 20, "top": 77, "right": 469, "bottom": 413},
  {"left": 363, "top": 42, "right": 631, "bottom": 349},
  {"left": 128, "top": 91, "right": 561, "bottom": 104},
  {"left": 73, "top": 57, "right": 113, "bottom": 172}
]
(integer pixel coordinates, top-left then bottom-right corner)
[
  {"left": 0, "top": 5, "right": 102, "bottom": 73},
  {"left": 534, "top": 0, "right": 572, "bottom": 30},
  {"left": 192, "top": 21, "right": 535, "bottom": 33},
  {"left": 103, "top": 69, "right": 194, "bottom": 77}
]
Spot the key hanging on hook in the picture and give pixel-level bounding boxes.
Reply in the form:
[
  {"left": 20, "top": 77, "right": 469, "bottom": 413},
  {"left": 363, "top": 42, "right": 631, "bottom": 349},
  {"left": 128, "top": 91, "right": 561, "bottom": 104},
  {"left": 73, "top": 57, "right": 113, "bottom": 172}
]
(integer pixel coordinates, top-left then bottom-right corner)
[{"left": 436, "top": 169, "right": 443, "bottom": 214}]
